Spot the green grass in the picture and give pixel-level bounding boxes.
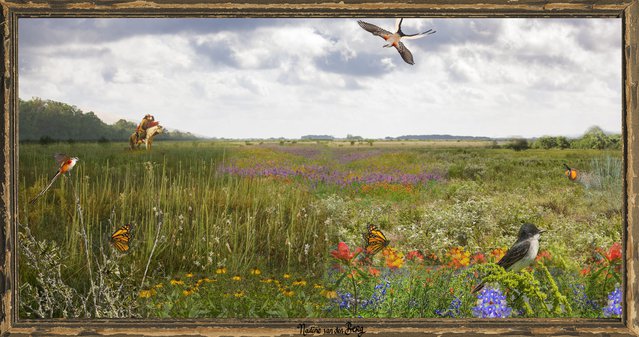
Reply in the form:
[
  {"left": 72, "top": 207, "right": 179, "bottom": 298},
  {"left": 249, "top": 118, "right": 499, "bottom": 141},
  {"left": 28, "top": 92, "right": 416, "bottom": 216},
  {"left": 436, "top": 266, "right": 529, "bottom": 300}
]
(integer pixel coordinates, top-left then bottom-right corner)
[{"left": 18, "top": 140, "right": 622, "bottom": 318}]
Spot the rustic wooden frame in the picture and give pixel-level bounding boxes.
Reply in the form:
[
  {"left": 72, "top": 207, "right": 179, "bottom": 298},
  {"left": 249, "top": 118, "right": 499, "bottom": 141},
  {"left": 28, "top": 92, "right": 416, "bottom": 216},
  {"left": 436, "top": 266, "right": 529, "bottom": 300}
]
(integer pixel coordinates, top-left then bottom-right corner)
[{"left": 1, "top": 1, "right": 638, "bottom": 336}]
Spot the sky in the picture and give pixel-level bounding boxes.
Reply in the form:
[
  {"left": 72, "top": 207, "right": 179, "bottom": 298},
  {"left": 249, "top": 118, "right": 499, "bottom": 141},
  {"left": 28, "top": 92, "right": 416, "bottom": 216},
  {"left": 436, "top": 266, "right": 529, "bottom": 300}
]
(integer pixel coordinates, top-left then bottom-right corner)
[{"left": 19, "top": 18, "right": 621, "bottom": 139}]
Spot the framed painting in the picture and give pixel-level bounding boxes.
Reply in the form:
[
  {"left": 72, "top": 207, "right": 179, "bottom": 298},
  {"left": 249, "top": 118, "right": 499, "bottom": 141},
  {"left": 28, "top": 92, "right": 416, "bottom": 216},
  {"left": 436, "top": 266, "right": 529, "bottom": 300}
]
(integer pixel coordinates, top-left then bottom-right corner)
[{"left": 1, "top": 0, "right": 639, "bottom": 336}]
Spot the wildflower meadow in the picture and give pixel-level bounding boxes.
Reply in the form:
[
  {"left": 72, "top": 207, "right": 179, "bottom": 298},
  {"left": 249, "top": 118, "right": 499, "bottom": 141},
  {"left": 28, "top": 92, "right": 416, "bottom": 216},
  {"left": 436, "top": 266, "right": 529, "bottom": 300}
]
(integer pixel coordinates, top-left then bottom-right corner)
[{"left": 18, "top": 140, "right": 623, "bottom": 319}]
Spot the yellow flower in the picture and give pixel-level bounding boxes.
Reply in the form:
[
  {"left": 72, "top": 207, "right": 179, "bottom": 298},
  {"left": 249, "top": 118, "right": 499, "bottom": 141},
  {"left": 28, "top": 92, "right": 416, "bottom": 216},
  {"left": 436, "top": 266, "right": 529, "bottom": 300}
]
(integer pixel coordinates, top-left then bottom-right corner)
[
  {"left": 138, "top": 289, "right": 155, "bottom": 298},
  {"left": 234, "top": 290, "right": 245, "bottom": 298},
  {"left": 232, "top": 275, "right": 242, "bottom": 281},
  {"left": 261, "top": 278, "right": 273, "bottom": 283},
  {"left": 185, "top": 273, "right": 194, "bottom": 278},
  {"left": 313, "top": 284, "right": 323, "bottom": 289},
  {"left": 250, "top": 268, "right": 262, "bottom": 275},
  {"left": 170, "top": 279, "right": 185, "bottom": 285},
  {"left": 154, "top": 283, "right": 164, "bottom": 289},
  {"left": 196, "top": 279, "right": 204, "bottom": 287},
  {"left": 292, "top": 279, "right": 307, "bottom": 286},
  {"left": 216, "top": 266, "right": 227, "bottom": 274},
  {"left": 283, "top": 273, "right": 291, "bottom": 279},
  {"left": 321, "top": 289, "right": 338, "bottom": 299},
  {"left": 182, "top": 287, "right": 195, "bottom": 296},
  {"left": 282, "top": 288, "right": 294, "bottom": 297}
]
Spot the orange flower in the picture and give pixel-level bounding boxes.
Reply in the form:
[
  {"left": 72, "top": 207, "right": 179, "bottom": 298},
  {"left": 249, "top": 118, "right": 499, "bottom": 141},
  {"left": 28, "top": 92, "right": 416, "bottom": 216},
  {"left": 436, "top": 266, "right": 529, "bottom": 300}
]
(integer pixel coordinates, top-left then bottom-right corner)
[
  {"left": 383, "top": 247, "right": 405, "bottom": 270},
  {"left": 368, "top": 267, "right": 381, "bottom": 277},
  {"left": 447, "top": 246, "right": 470, "bottom": 268},
  {"left": 490, "top": 247, "right": 506, "bottom": 262}
]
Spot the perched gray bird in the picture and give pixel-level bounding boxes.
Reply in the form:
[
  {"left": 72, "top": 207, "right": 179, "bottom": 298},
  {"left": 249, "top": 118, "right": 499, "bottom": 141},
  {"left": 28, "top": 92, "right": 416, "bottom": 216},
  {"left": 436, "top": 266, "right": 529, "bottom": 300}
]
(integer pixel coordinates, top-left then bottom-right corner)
[
  {"left": 472, "top": 223, "right": 546, "bottom": 294},
  {"left": 357, "top": 18, "right": 436, "bottom": 65}
]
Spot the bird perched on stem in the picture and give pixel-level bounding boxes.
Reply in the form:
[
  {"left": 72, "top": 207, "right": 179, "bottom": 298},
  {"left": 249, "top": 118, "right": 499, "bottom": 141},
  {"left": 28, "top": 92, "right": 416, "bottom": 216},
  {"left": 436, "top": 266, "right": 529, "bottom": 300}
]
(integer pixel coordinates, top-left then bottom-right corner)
[
  {"left": 357, "top": 18, "right": 436, "bottom": 65},
  {"left": 29, "top": 153, "right": 79, "bottom": 205},
  {"left": 472, "top": 223, "right": 546, "bottom": 294}
]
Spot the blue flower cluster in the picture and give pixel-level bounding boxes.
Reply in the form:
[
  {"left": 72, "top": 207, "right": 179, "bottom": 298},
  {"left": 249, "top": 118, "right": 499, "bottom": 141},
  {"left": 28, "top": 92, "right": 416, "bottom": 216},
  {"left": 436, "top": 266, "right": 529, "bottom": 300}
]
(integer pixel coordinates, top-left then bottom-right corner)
[
  {"left": 603, "top": 286, "right": 622, "bottom": 317},
  {"left": 361, "top": 279, "right": 391, "bottom": 310},
  {"left": 337, "top": 292, "right": 355, "bottom": 310},
  {"left": 435, "top": 297, "right": 462, "bottom": 317},
  {"left": 571, "top": 284, "right": 600, "bottom": 312},
  {"left": 472, "top": 287, "right": 512, "bottom": 318}
]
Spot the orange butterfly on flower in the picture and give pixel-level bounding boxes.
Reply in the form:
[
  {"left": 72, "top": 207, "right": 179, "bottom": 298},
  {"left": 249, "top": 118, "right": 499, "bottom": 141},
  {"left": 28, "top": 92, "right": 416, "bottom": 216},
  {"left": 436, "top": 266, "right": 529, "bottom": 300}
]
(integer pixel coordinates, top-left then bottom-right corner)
[
  {"left": 110, "top": 223, "right": 134, "bottom": 253},
  {"left": 363, "top": 224, "right": 390, "bottom": 256}
]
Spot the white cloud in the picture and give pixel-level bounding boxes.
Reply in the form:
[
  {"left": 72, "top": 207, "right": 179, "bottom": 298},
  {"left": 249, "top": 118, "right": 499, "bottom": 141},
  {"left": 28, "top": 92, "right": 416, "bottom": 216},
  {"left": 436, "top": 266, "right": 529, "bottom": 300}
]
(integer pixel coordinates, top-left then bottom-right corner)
[{"left": 19, "top": 18, "right": 621, "bottom": 139}]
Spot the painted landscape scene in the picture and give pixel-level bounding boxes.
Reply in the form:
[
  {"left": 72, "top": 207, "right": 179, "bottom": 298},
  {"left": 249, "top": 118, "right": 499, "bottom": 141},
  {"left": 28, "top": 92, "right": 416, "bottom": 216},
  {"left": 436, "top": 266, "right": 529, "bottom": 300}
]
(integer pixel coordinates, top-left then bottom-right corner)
[{"left": 18, "top": 18, "right": 622, "bottom": 319}]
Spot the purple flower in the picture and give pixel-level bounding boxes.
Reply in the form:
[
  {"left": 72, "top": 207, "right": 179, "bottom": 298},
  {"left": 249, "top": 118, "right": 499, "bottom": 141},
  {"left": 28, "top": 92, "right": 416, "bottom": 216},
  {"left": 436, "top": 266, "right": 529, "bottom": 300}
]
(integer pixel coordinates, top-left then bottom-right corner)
[
  {"left": 472, "top": 287, "right": 512, "bottom": 318},
  {"left": 436, "top": 297, "right": 462, "bottom": 317},
  {"left": 603, "top": 286, "right": 622, "bottom": 317}
]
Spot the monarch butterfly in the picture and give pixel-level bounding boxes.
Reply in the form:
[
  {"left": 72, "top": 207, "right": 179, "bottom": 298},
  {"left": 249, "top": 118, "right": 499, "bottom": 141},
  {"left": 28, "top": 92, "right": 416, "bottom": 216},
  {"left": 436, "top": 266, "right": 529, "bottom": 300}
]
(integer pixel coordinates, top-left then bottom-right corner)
[
  {"left": 563, "top": 164, "right": 578, "bottom": 181},
  {"left": 110, "top": 223, "right": 133, "bottom": 252},
  {"left": 363, "top": 224, "right": 390, "bottom": 256}
]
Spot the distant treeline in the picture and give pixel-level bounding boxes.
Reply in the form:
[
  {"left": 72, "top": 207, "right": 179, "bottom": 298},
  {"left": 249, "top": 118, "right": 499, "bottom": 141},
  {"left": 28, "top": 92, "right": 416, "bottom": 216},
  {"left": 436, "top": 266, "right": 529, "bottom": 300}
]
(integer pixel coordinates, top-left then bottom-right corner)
[
  {"left": 503, "top": 126, "right": 621, "bottom": 151},
  {"left": 19, "top": 98, "right": 198, "bottom": 142},
  {"left": 393, "top": 134, "right": 492, "bottom": 141}
]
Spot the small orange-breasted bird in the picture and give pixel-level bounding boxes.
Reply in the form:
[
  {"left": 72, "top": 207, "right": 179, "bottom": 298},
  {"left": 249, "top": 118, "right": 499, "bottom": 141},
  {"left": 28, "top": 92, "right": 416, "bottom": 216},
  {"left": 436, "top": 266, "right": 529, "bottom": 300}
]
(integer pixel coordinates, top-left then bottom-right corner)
[
  {"left": 564, "top": 164, "right": 578, "bottom": 181},
  {"left": 29, "top": 153, "right": 79, "bottom": 204}
]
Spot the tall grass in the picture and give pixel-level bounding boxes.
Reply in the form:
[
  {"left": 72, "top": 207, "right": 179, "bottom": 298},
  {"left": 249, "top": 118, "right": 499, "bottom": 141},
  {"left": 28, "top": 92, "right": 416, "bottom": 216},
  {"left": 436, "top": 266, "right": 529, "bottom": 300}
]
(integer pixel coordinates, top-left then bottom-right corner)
[
  {"left": 18, "top": 141, "right": 623, "bottom": 318},
  {"left": 20, "top": 142, "right": 332, "bottom": 293}
]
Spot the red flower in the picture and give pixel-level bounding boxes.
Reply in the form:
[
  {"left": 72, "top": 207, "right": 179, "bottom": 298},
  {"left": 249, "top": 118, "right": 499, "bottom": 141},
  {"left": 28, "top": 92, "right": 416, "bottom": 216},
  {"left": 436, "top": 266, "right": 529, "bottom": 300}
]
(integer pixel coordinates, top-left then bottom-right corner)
[
  {"left": 606, "top": 242, "right": 622, "bottom": 262},
  {"left": 471, "top": 252, "right": 486, "bottom": 264},
  {"left": 406, "top": 250, "right": 424, "bottom": 262},
  {"left": 580, "top": 267, "right": 591, "bottom": 276},
  {"left": 368, "top": 267, "right": 381, "bottom": 277},
  {"left": 536, "top": 250, "right": 552, "bottom": 262},
  {"left": 330, "top": 242, "right": 355, "bottom": 262}
]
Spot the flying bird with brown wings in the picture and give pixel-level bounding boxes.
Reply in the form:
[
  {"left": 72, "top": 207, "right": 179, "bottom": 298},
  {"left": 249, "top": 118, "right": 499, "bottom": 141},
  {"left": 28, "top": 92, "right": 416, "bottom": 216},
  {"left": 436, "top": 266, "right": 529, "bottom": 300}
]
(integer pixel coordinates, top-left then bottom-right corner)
[{"left": 357, "top": 18, "right": 436, "bottom": 65}]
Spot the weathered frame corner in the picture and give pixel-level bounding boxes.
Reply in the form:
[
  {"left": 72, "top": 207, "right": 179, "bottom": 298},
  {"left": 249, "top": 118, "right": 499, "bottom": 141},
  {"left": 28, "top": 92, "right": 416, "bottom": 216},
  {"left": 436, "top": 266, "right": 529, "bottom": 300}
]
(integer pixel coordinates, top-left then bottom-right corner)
[{"left": 1, "top": 1, "right": 639, "bottom": 336}]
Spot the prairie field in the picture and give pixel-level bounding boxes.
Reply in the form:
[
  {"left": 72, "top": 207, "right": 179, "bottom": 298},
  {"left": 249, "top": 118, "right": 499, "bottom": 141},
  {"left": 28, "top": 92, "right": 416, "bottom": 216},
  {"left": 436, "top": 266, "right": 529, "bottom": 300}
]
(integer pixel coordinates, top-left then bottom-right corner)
[{"left": 18, "top": 140, "right": 623, "bottom": 319}]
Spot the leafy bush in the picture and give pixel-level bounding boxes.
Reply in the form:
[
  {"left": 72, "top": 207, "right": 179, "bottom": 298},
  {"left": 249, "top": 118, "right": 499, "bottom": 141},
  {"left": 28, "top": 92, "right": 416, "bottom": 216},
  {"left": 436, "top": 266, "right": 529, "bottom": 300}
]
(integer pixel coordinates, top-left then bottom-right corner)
[
  {"left": 503, "top": 138, "right": 529, "bottom": 151},
  {"left": 572, "top": 126, "right": 619, "bottom": 150},
  {"left": 533, "top": 136, "right": 570, "bottom": 149}
]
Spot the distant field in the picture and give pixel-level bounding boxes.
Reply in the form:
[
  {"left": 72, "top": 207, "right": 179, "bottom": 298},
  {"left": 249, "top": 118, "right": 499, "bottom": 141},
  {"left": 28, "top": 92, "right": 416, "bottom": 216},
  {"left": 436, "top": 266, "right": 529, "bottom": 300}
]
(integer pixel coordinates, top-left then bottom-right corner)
[{"left": 18, "top": 140, "right": 623, "bottom": 318}]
